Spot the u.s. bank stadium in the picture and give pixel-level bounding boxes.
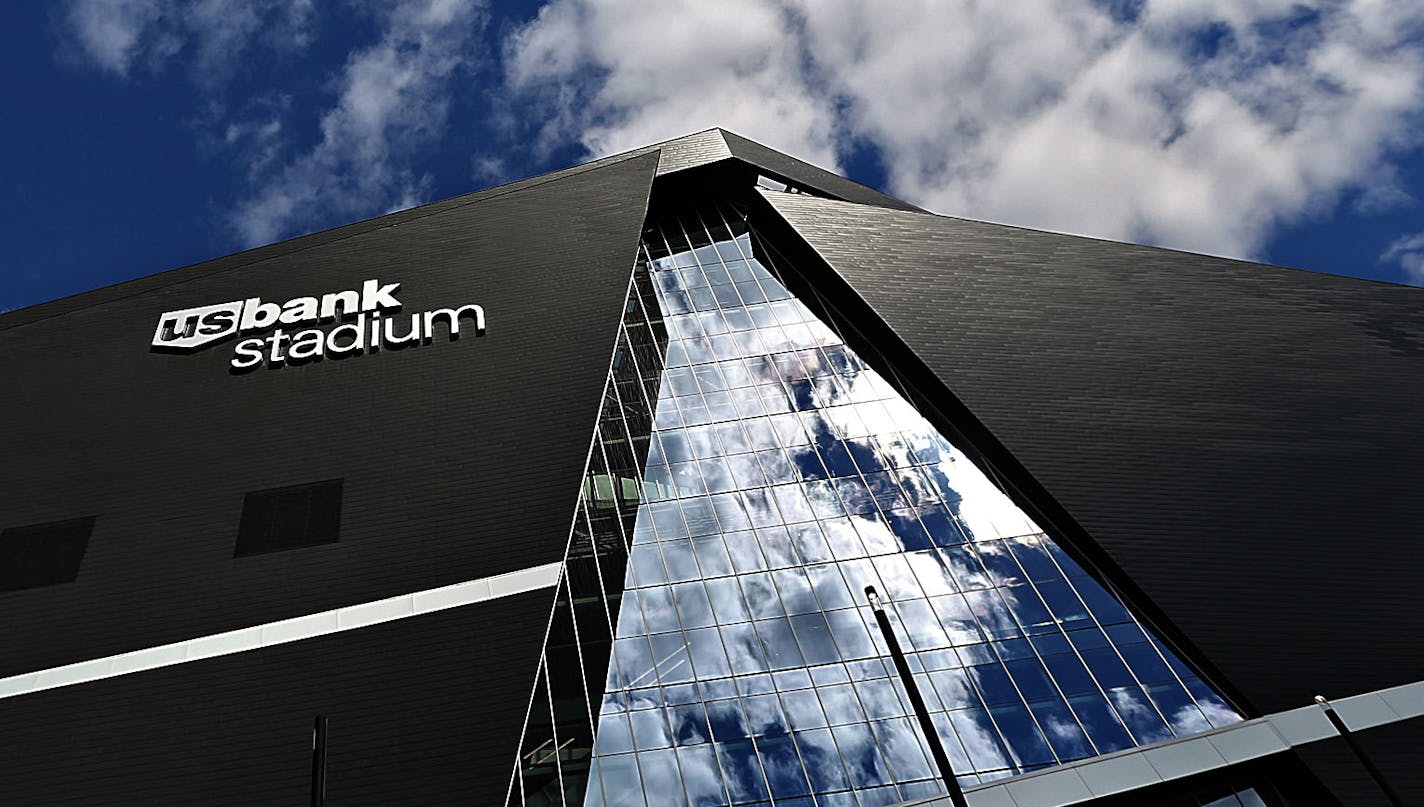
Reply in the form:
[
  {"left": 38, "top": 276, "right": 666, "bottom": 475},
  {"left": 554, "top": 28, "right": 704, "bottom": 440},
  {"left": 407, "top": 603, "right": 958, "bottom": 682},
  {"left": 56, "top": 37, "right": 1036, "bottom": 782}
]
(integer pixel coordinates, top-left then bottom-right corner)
[{"left": 2, "top": 129, "right": 1421, "bottom": 806}]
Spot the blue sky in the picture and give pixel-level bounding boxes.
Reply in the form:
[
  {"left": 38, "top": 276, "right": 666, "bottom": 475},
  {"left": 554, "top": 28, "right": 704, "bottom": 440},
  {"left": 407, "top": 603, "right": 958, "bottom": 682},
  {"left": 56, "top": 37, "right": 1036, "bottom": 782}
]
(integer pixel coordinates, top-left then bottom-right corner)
[{"left": 3, "top": 0, "right": 1423, "bottom": 313}]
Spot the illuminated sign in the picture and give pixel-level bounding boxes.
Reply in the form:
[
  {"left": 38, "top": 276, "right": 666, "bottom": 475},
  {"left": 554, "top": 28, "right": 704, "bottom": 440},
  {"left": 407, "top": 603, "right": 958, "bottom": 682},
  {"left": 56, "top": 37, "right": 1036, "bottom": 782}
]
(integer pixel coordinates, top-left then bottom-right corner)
[{"left": 150, "top": 279, "right": 485, "bottom": 371}]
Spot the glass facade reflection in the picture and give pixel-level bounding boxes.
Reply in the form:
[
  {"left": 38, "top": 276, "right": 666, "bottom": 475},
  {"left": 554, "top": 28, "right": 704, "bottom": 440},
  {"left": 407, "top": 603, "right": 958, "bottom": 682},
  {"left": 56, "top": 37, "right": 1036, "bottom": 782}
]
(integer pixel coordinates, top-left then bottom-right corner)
[
  {"left": 510, "top": 259, "right": 670, "bottom": 806},
  {"left": 578, "top": 201, "right": 1241, "bottom": 807}
]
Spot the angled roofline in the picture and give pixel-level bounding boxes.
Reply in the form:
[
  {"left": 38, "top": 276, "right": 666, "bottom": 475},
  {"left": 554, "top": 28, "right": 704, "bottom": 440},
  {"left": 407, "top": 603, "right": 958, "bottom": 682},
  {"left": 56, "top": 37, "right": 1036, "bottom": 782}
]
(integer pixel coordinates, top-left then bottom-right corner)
[
  {"left": 2, "top": 127, "right": 917, "bottom": 328},
  {"left": 713, "top": 128, "right": 925, "bottom": 212},
  {"left": 750, "top": 187, "right": 1424, "bottom": 720},
  {"left": 492, "top": 126, "right": 923, "bottom": 212}
]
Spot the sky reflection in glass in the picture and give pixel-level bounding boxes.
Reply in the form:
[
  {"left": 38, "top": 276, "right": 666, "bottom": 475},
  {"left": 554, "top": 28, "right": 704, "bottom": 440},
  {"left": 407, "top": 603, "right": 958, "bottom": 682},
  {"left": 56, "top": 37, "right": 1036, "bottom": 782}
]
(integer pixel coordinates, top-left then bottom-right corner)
[{"left": 584, "top": 204, "right": 1240, "bottom": 807}]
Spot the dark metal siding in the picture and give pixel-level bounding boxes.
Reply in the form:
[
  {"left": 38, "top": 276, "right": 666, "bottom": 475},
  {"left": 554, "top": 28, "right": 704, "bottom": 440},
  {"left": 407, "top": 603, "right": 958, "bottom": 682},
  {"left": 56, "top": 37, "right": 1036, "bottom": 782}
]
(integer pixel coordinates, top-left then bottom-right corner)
[
  {"left": 0, "top": 589, "right": 551, "bottom": 806},
  {"left": 720, "top": 130, "right": 926, "bottom": 212},
  {"left": 759, "top": 190, "right": 1424, "bottom": 716},
  {"left": 1292, "top": 718, "right": 1424, "bottom": 806},
  {"left": 0, "top": 151, "right": 657, "bottom": 676},
  {"left": 0, "top": 152, "right": 656, "bottom": 332}
]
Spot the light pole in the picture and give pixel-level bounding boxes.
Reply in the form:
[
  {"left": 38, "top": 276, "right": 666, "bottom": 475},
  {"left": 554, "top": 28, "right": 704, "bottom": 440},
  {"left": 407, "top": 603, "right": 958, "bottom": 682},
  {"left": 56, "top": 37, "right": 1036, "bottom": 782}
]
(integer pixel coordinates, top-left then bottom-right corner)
[
  {"left": 311, "top": 715, "right": 329, "bottom": 807},
  {"left": 866, "top": 586, "right": 970, "bottom": 807},
  {"left": 1313, "top": 695, "right": 1403, "bottom": 807}
]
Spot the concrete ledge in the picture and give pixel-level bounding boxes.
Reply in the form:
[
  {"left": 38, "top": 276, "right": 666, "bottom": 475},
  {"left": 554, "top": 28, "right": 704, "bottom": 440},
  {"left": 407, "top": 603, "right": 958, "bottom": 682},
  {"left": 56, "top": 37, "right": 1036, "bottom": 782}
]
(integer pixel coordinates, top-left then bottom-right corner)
[
  {"left": 895, "top": 677, "right": 1424, "bottom": 807},
  {"left": 1377, "top": 681, "right": 1424, "bottom": 721},
  {"left": 0, "top": 561, "right": 562, "bottom": 700}
]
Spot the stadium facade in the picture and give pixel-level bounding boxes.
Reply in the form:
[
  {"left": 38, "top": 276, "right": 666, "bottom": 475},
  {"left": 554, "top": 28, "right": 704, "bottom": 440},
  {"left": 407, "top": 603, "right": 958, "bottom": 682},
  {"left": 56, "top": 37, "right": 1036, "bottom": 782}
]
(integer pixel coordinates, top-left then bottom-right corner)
[{"left": 1, "top": 129, "right": 1420, "bottom": 806}]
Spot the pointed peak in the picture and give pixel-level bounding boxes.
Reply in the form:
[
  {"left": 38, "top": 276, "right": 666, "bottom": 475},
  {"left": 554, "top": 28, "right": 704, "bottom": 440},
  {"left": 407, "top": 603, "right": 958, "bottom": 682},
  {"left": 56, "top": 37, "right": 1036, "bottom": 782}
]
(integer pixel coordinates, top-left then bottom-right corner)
[{"left": 604, "top": 125, "right": 921, "bottom": 213}]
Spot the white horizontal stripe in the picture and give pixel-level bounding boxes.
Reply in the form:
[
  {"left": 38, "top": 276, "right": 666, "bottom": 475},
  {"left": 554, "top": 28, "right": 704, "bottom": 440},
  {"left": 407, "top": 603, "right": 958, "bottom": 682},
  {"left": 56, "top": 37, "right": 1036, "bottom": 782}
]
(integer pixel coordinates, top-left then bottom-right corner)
[
  {"left": 0, "top": 561, "right": 562, "bottom": 701},
  {"left": 895, "top": 678, "right": 1424, "bottom": 807}
]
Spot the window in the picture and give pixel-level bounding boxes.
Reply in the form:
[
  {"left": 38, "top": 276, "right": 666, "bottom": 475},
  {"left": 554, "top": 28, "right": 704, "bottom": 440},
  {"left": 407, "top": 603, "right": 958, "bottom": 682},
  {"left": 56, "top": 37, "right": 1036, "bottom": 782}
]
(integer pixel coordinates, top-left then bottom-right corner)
[
  {"left": 235, "top": 479, "right": 343, "bottom": 557},
  {"left": 0, "top": 516, "right": 94, "bottom": 592},
  {"left": 575, "top": 204, "right": 1243, "bottom": 805}
]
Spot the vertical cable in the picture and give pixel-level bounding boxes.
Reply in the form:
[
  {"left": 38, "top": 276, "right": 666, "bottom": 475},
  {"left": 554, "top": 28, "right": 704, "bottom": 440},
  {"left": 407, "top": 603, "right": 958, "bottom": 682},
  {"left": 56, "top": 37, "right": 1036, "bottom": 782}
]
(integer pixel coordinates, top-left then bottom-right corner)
[
  {"left": 1314, "top": 695, "right": 1404, "bottom": 807},
  {"left": 310, "top": 715, "right": 328, "bottom": 807},
  {"left": 865, "top": 587, "right": 969, "bottom": 807}
]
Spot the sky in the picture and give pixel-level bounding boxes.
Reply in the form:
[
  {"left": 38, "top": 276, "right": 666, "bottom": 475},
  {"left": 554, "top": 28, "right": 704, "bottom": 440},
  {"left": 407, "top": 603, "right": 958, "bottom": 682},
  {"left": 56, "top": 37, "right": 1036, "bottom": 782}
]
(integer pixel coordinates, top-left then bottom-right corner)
[{"left": 3, "top": 0, "right": 1424, "bottom": 313}]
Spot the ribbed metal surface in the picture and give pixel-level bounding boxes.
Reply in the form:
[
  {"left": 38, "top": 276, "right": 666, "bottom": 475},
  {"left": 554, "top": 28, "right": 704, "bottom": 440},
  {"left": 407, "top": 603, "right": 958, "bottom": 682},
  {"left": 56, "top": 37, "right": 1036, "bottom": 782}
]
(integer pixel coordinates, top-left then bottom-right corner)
[
  {"left": 653, "top": 128, "right": 736, "bottom": 175},
  {"left": 0, "top": 588, "right": 552, "bottom": 806},
  {"left": 0, "top": 152, "right": 657, "bottom": 677},
  {"left": 1293, "top": 719, "right": 1424, "bottom": 806},
  {"left": 760, "top": 190, "right": 1424, "bottom": 717},
  {"left": 722, "top": 130, "right": 924, "bottom": 212}
]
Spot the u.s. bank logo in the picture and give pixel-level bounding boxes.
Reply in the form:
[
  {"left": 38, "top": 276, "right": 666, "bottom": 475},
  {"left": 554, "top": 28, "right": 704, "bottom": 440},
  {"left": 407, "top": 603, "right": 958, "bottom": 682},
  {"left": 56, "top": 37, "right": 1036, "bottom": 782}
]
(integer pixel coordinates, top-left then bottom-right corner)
[
  {"left": 152, "top": 300, "right": 245, "bottom": 351},
  {"left": 150, "top": 279, "right": 485, "bottom": 372}
]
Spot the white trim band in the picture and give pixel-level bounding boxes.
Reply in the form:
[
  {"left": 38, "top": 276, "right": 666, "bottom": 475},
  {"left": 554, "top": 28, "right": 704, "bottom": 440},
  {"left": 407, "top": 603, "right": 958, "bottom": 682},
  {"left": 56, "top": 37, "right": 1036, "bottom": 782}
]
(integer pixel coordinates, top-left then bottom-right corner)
[
  {"left": 898, "top": 679, "right": 1424, "bottom": 807},
  {"left": 0, "top": 561, "right": 563, "bottom": 701}
]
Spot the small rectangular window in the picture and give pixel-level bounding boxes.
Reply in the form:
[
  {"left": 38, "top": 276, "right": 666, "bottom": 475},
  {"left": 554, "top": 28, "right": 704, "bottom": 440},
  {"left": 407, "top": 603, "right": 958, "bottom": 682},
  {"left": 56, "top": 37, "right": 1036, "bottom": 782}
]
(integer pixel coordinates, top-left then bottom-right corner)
[
  {"left": 235, "top": 479, "right": 343, "bottom": 557},
  {"left": 0, "top": 516, "right": 94, "bottom": 592}
]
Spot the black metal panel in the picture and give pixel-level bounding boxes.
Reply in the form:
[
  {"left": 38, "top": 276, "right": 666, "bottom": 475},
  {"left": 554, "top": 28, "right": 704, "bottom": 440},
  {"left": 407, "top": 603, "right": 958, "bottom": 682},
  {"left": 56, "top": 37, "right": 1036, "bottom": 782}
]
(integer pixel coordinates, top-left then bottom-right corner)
[
  {"left": 0, "top": 517, "right": 95, "bottom": 592},
  {"left": 0, "top": 153, "right": 657, "bottom": 332},
  {"left": 1292, "top": 717, "right": 1424, "bottom": 806},
  {"left": 720, "top": 130, "right": 926, "bottom": 212},
  {"left": 0, "top": 151, "right": 658, "bottom": 676},
  {"left": 0, "top": 589, "right": 551, "bottom": 806},
  {"left": 234, "top": 478, "right": 344, "bottom": 557},
  {"left": 757, "top": 190, "right": 1424, "bottom": 716}
]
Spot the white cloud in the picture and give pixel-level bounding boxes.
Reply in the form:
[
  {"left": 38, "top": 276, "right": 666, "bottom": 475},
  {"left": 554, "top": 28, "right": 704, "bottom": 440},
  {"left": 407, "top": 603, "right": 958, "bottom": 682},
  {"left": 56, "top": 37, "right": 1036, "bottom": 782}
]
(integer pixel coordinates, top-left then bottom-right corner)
[
  {"left": 62, "top": 0, "right": 487, "bottom": 247},
  {"left": 504, "top": 0, "right": 839, "bottom": 167},
  {"left": 1381, "top": 231, "right": 1424, "bottom": 284},
  {"left": 57, "top": 0, "right": 1424, "bottom": 261},
  {"left": 61, "top": 0, "right": 314, "bottom": 83},
  {"left": 504, "top": 0, "right": 1424, "bottom": 261},
  {"left": 229, "top": 0, "right": 486, "bottom": 245},
  {"left": 63, "top": 0, "right": 163, "bottom": 76}
]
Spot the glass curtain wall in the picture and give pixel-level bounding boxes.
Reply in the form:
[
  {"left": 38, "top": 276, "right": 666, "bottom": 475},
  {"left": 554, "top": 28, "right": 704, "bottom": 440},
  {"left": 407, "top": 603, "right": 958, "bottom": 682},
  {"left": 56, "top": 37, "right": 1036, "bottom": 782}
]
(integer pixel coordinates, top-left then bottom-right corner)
[
  {"left": 581, "top": 201, "right": 1241, "bottom": 807},
  {"left": 508, "top": 261, "right": 670, "bottom": 805}
]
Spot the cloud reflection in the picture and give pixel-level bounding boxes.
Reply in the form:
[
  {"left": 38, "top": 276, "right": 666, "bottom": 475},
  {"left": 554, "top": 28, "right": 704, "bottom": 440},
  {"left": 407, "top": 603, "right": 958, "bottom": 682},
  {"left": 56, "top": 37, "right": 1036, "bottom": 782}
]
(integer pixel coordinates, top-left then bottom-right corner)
[{"left": 585, "top": 212, "right": 1240, "bottom": 804}]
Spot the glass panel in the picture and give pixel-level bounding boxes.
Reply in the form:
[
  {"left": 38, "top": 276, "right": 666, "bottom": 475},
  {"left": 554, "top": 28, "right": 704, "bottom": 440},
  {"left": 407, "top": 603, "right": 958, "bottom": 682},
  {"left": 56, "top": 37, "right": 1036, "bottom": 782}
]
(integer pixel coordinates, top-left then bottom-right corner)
[
  {"left": 579, "top": 204, "right": 1241, "bottom": 806},
  {"left": 510, "top": 257, "right": 671, "bottom": 805}
]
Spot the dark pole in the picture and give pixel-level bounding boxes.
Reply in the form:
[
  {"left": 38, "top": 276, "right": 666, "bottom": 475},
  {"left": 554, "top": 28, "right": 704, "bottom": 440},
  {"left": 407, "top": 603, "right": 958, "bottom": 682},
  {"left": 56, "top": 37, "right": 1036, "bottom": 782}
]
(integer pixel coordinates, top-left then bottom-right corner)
[
  {"left": 1313, "top": 696, "right": 1404, "bottom": 807},
  {"left": 866, "top": 586, "right": 970, "bottom": 807},
  {"left": 311, "top": 715, "right": 329, "bottom": 807}
]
